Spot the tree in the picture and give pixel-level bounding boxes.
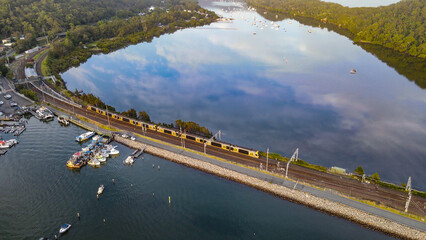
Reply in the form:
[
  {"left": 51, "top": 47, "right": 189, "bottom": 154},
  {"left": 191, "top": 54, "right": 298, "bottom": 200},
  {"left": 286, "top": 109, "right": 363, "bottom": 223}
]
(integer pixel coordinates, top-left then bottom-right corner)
[
  {"left": 371, "top": 172, "right": 380, "bottom": 181},
  {"left": 124, "top": 108, "right": 137, "bottom": 118},
  {"left": 354, "top": 166, "right": 364, "bottom": 175},
  {"left": 0, "top": 64, "right": 8, "bottom": 76},
  {"left": 138, "top": 111, "right": 151, "bottom": 122}
]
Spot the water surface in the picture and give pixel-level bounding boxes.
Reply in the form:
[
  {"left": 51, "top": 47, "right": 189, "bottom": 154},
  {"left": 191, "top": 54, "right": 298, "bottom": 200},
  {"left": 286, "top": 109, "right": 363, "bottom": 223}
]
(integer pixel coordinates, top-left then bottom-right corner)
[
  {"left": 62, "top": 0, "right": 426, "bottom": 188},
  {"left": 0, "top": 117, "right": 393, "bottom": 239}
]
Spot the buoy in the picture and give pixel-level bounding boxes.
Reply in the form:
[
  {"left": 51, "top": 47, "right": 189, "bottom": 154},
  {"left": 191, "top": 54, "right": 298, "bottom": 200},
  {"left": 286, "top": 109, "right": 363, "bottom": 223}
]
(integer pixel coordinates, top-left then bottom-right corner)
[
  {"left": 158, "top": 166, "right": 160, "bottom": 170},
  {"left": 77, "top": 212, "right": 80, "bottom": 219},
  {"left": 152, "top": 192, "right": 155, "bottom": 197},
  {"left": 112, "top": 178, "right": 115, "bottom": 184},
  {"left": 131, "top": 184, "right": 133, "bottom": 187},
  {"left": 168, "top": 196, "right": 171, "bottom": 205},
  {"left": 152, "top": 164, "right": 154, "bottom": 168}
]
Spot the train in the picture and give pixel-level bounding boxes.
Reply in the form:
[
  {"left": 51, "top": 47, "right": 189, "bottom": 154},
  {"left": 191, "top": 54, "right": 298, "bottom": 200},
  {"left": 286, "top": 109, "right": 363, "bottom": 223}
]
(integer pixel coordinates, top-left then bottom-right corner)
[{"left": 87, "top": 105, "right": 260, "bottom": 158}]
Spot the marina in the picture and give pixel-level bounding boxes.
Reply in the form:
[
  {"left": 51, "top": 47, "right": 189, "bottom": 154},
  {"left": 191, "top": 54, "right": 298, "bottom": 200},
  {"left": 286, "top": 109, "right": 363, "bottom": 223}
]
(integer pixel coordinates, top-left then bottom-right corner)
[{"left": 67, "top": 133, "right": 117, "bottom": 169}]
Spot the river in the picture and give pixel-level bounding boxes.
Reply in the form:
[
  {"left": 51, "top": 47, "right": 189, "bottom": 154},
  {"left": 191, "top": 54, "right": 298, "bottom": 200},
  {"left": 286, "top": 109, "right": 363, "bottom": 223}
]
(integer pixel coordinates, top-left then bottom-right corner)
[
  {"left": 0, "top": 117, "right": 393, "bottom": 239},
  {"left": 61, "top": 0, "right": 426, "bottom": 189}
]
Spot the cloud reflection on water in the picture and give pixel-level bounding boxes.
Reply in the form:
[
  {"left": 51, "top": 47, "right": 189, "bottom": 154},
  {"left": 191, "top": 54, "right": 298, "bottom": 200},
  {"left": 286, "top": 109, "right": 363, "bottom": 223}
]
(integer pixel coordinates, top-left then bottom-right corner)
[{"left": 62, "top": 1, "right": 425, "bottom": 186}]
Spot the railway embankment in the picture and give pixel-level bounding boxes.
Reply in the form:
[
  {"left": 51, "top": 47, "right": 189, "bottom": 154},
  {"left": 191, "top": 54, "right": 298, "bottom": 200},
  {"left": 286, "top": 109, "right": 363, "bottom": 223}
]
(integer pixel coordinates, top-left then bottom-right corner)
[{"left": 114, "top": 135, "right": 426, "bottom": 240}]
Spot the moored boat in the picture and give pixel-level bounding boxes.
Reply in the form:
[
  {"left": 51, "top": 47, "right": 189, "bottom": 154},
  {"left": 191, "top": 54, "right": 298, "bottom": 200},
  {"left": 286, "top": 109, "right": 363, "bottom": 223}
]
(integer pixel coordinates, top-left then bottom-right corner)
[
  {"left": 0, "top": 140, "right": 10, "bottom": 149},
  {"left": 88, "top": 158, "right": 100, "bottom": 167},
  {"left": 97, "top": 184, "right": 104, "bottom": 195},
  {"left": 59, "top": 223, "right": 71, "bottom": 234},
  {"left": 58, "top": 115, "right": 70, "bottom": 126},
  {"left": 124, "top": 155, "right": 134, "bottom": 165},
  {"left": 76, "top": 131, "right": 95, "bottom": 142}
]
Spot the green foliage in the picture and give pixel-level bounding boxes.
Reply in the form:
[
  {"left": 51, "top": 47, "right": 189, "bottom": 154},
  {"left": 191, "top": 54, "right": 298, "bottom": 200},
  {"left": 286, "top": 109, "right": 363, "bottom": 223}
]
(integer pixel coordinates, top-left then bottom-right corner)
[
  {"left": 0, "top": 63, "right": 8, "bottom": 76},
  {"left": 371, "top": 172, "right": 380, "bottom": 181},
  {"left": 175, "top": 119, "right": 213, "bottom": 137},
  {"left": 46, "top": 4, "right": 217, "bottom": 75},
  {"left": 138, "top": 111, "right": 151, "bottom": 123},
  {"left": 354, "top": 166, "right": 364, "bottom": 175},
  {"left": 20, "top": 89, "right": 38, "bottom": 101},
  {"left": 123, "top": 108, "right": 137, "bottom": 118},
  {"left": 0, "top": 0, "right": 155, "bottom": 40},
  {"left": 246, "top": 0, "right": 426, "bottom": 58},
  {"left": 258, "top": 151, "right": 327, "bottom": 172}
]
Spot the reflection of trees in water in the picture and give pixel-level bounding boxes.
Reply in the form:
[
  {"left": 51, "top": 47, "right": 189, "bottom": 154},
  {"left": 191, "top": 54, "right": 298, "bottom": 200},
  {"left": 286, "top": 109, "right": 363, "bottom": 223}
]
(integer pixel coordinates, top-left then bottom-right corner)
[
  {"left": 260, "top": 11, "right": 426, "bottom": 89},
  {"left": 357, "top": 43, "right": 426, "bottom": 89}
]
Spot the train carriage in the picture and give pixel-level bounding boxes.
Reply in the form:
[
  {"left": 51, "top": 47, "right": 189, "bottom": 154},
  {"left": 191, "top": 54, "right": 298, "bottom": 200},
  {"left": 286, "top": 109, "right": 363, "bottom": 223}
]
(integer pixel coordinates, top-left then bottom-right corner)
[{"left": 86, "top": 105, "right": 259, "bottom": 158}]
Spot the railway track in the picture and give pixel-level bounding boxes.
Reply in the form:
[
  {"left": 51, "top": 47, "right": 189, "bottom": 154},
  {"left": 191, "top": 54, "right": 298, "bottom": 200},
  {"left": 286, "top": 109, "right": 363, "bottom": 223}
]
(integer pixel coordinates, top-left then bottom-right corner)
[{"left": 25, "top": 59, "right": 426, "bottom": 217}]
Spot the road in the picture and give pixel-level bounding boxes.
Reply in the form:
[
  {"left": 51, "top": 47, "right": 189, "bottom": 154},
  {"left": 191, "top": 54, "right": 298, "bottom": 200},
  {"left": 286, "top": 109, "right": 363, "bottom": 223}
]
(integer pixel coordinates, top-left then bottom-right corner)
[{"left": 27, "top": 49, "right": 426, "bottom": 218}]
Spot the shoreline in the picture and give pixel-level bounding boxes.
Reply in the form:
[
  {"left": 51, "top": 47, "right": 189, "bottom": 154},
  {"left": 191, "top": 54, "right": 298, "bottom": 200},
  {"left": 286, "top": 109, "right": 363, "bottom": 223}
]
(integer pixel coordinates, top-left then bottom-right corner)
[{"left": 113, "top": 135, "right": 425, "bottom": 239}]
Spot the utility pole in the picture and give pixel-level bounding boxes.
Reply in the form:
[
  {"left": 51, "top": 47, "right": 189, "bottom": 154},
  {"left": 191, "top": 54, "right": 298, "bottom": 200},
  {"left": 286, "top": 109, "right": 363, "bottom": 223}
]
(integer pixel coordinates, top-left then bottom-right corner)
[
  {"left": 405, "top": 176, "right": 411, "bottom": 191},
  {"left": 285, "top": 148, "right": 299, "bottom": 178},
  {"left": 266, "top": 147, "right": 269, "bottom": 171},
  {"left": 105, "top": 105, "right": 111, "bottom": 130},
  {"left": 180, "top": 127, "right": 185, "bottom": 148},
  {"left": 405, "top": 176, "right": 412, "bottom": 213}
]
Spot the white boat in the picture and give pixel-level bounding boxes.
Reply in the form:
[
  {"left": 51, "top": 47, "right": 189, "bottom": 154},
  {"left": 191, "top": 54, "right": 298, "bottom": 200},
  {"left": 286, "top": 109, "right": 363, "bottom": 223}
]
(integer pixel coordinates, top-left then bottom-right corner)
[
  {"left": 97, "top": 184, "right": 104, "bottom": 195},
  {"left": 5, "top": 139, "right": 18, "bottom": 147},
  {"left": 57, "top": 115, "right": 69, "bottom": 125},
  {"left": 76, "top": 131, "right": 95, "bottom": 142},
  {"left": 59, "top": 223, "right": 71, "bottom": 234},
  {"left": 92, "top": 135, "right": 101, "bottom": 141},
  {"left": 88, "top": 158, "right": 100, "bottom": 167},
  {"left": 36, "top": 107, "right": 54, "bottom": 121},
  {"left": 0, "top": 140, "right": 10, "bottom": 149},
  {"left": 96, "top": 154, "right": 107, "bottom": 163},
  {"left": 104, "top": 145, "right": 119, "bottom": 156},
  {"left": 109, "top": 148, "right": 119, "bottom": 156},
  {"left": 124, "top": 156, "right": 134, "bottom": 165}
]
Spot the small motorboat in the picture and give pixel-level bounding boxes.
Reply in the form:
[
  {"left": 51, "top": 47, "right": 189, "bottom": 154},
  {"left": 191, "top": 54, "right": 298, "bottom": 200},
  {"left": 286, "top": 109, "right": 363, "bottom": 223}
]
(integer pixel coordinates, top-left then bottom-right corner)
[
  {"left": 6, "top": 139, "right": 18, "bottom": 147},
  {"left": 88, "top": 158, "right": 100, "bottom": 167},
  {"left": 97, "top": 184, "right": 104, "bottom": 195},
  {"left": 57, "top": 115, "right": 70, "bottom": 126},
  {"left": 124, "top": 155, "right": 134, "bottom": 165},
  {"left": 0, "top": 140, "right": 10, "bottom": 149},
  {"left": 59, "top": 223, "right": 71, "bottom": 234},
  {"left": 96, "top": 154, "right": 107, "bottom": 163},
  {"left": 350, "top": 69, "right": 357, "bottom": 74},
  {"left": 76, "top": 131, "right": 95, "bottom": 142}
]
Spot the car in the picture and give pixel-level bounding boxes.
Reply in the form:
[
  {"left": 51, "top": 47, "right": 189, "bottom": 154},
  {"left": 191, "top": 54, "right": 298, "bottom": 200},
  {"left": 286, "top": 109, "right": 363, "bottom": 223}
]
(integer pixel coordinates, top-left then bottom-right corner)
[
  {"left": 4, "top": 94, "right": 11, "bottom": 100},
  {"left": 0, "top": 101, "right": 3, "bottom": 105},
  {"left": 10, "top": 101, "right": 18, "bottom": 107}
]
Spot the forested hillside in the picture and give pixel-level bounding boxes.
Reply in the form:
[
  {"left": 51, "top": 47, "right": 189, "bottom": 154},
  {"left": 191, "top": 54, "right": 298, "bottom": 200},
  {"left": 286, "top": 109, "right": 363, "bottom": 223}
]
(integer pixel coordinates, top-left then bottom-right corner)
[
  {"left": 0, "top": 0, "right": 162, "bottom": 52},
  {"left": 245, "top": 0, "right": 425, "bottom": 58}
]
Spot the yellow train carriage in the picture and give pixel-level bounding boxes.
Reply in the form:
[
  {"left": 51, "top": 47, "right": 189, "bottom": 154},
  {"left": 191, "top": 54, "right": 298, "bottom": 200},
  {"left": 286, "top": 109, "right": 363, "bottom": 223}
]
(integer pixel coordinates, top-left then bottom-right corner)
[
  {"left": 87, "top": 106, "right": 259, "bottom": 158},
  {"left": 157, "top": 126, "right": 179, "bottom": 136},
  {"left": 181, "top": 133, "right": 205, "bottom": 143}
]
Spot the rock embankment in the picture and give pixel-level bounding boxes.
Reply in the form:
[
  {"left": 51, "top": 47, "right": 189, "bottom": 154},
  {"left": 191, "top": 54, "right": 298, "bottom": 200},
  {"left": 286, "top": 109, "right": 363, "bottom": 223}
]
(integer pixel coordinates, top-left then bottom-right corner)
[{"left": 115, "top": 135, "right": 425, "bottom": 239}]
